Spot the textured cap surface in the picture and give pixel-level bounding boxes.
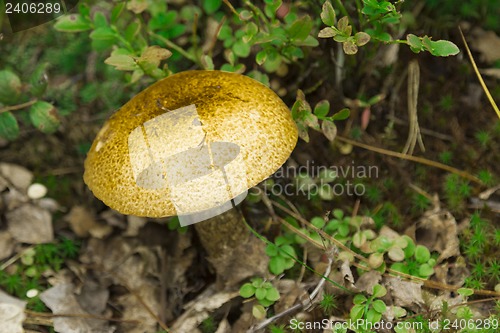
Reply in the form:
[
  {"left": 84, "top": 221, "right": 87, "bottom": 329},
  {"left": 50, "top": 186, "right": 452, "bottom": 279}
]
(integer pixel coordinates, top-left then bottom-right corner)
[{"left": 84, "top": 70, "right": 298, "bottom": 217}]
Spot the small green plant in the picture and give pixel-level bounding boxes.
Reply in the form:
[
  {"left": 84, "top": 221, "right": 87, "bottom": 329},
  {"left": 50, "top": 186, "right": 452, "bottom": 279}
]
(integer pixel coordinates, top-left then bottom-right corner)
[
  {"left": 0, "top": 67, "right": 60, "bottom": 141},
  {"left": 443, "top": 174, "right": 471, "bottom": 212},
  {"left": 199, "top": 316, "right": 217, "bottom": 333},
  {"left": 167, "top": 216, "right": 188, "bottom": 233},
  {"left": 239, "top": 277, "right": 280, "bottom": 319},
  {"left": 0, "top": 238, "right": 80, "bottom": 310},
  {"left": 350, "top": 284, "right": 387, "bottom": 327},
  {"left": 265, "top": 236, "right": 297, "bottom": 275},
  {"left": 319, "top": 293, "right": 338, "bottom": 315},
  {"left": 318, "top": 0, "right": 459, "bottom": 56},
  {"left": 291, "top": 89, "right": 350, "bottom": 142}
]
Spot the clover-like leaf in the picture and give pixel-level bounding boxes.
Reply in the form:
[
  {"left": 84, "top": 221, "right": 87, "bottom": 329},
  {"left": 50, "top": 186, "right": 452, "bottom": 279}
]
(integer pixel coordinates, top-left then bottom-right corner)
[
  {"left": 0, "top": 112, "right": 19, "bottom": 140},
  {"left": 29, "top": 101, "right": 60, "bottom": 134},
  {"left": 239, "top": 283, "right": 256, "bottom": 298},
  {"left": 321, "top": 1, "right": 336, "bottom": 26}
]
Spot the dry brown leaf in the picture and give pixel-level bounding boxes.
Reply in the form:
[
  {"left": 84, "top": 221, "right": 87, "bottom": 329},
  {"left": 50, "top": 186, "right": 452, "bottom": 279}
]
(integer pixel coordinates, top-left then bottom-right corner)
[
  {"left": 385, "top": 276, "right": 424, "bottom": 311},
  {"left": 405, "top": 203, "right": 460, "bottom": 263},
  {"left": 0, "top": 289, "right": 26, "bottom": 333},
  {"left": 172, "top": 287, "right": 239, "bottom": 333},
  {"left": 0, "top": 163, "right": 33, "bottom": 192},
  {"left": 470, "top": 28, "right": 500, "bottom": 63},
  {"left": 40, "top": 283, "right": 114, "bottom": 333},
  {"left": 0, "top": 231, "right": 15, "bottom": 261},
  {"left": 355, "top": 271, "right": 382, "bottom": 293},
  {"left": 66, "top": 206, "right": 112, "bottom": 239},
  {"left": 6, "top": 204, "right": 53, "bottom": 244}
]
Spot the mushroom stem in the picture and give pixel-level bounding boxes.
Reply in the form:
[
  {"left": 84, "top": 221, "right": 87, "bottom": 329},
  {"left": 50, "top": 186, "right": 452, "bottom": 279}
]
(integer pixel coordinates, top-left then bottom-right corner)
[
  {"left": 194, "top": 207, "right": 268, "bottom": 289},
  {"left": 194, "top": 208, "right": 249, "bottom": 258}
]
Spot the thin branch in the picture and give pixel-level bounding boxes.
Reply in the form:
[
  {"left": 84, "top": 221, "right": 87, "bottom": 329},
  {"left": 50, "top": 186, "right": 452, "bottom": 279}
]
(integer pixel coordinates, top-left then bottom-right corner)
[
  {"left": 458, "top": 26, "right": 500, "bottom": 119},
  {"left": 0, "top": 99, "right": 37, "bottom": 114},
  {"left": 335, "top": 135, "right": 483, "bottom": 185}
]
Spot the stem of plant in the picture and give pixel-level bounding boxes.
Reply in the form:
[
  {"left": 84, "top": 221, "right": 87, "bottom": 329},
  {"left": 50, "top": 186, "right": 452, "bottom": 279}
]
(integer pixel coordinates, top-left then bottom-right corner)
[
  {"left": 0, "top": 99, "right": 38, "bottom": 114},
  {"left": 149, "top": 32, "right": 200, "bottom": 65}
]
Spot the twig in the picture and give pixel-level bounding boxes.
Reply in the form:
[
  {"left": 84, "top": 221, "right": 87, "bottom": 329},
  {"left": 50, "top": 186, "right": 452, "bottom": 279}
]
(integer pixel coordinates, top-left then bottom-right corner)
[
  {"left": 402, "top": 59, "right": 425, "bottom": 155},
  {"left": 0, "top": 246, "right": 36, "bottom": 271},
  {"left": 24, "top": 309, "right": 140, "bottom": 324},
  {"left": 248, "top": 257, "right": 334, "bottom": 332},
  {"left": 222, "top": 0, "right": 239, "bottom": 16},
  {"left": 458, "top": 26, "right": 500, "bottom": 119},
  {"left": 0, "top": 99, "right": 37, "bottom": 114},
  {"left": 335, "top": 135, "right": 483, "bottom": 185}
]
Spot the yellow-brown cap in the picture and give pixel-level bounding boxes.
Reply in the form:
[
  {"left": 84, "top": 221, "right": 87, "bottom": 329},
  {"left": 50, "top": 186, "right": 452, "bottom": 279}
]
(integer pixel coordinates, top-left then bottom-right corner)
[{"left": 84, "top": 70, "right": 298, "bottom": 217}]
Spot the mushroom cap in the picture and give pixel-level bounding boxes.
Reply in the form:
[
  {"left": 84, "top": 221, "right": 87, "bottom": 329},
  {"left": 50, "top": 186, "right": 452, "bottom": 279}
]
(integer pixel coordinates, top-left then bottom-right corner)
[{"left": 84, "top": 70, "right": 298, "bottom": 217}]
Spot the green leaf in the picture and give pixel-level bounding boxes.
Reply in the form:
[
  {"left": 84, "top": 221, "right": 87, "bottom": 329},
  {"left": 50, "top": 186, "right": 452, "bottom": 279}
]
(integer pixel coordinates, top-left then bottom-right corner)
[
  {"left": 54, "top": 14, "right": 92, "bottom": 32},
  {"left": 314, "top": 100, "right": 330, "bottom": 118},
  {"left": 265, "top": 287, "right": 280, "bottom": 301},
  {"left": 29, "top": 63, "right": 49, "bottom": 98},
  {"left": 269, "top": 256, "right": 285, "bottom": 275},
  {"left": 111, "top": 2, "right": 126, "bottom": 24},
  {"left": 105, "top": 54, "right": 138, "bottom": 71},
  {"left": 418, "top": 263, "right": 434, "bottom": 277},
  {"left": 372, "top": 284, "right": 387, "bottom": 298},
  {"left": 201, "top": 55, "right": 214, "bottom": 70},
  {"left": 256, "top": 50, "right": 267, "bottom": 65},
  {"left": 311, "top": 216, "right": 326, "bottom": 229},
  {"left": 329, "top": 108, "right": 350, "bottom": 121},
  {"left": 239, "top": 283, "right": 256, "bottom": 298},
  {"left": 265, "top": 244, "right": 279, "bottom": 257},
  {"left": 353, "top": 294, "right": 367, "bottom": 304},
  {"left": 203, "top": 0, "right": 222, "bottom": 14},
  {"left": 295, "top": 35, "right": 319, "bottom": 47},
  {"left": 414, "top": 245, "right": 430, "bottom": 263},
  {"left": 29, "top": 101, "right": 60, "bottom": 134},
  {"left": 390, "top": 262, "right": 409, "bottom": 274},
  {"left": 366, "top": 308, "right": 382, "bottom": 323},
  {"left": 371, "top": 299, "right": 387, "bottom": 313},
  {"left": 457, "top": 288, "right": 474, "bottom": 297},
  {"left": 124, "top": 20, "right": 141, "bottom": 43},
  {"left": 280, "top": 245, "right": 296, "bottom": 259},
  {"left": 90, "top": 27, "right": 116, "bottom": 41},
  {"left": 287, "top": 15, "right": 313, "bottom": 42},
  {"left": 406, "top": 34, "right": 423, "bottom": 53},
  {"left": 239, "top": 9, "right": 253, "bottom": 21},
  {"left": 0, "top": 112, "right": 20, "bottom": 140},
  {"left": 255, "top": 287, "right": 267, "bottom": 300},
  {"left": 321, "top": 1, "right": 336, "bottom": 26},
  {"left": 427, "top": 40, "right": 460, "bottom": 57},
  {"left": 350, "top": 304, "right": 365, "bottom": 320},
  {"left": 93, "top": 12, "right": 108, "bottom": 28},
  {"left": 0, "top": 70, "right": 22, "bottom": 104},
  {"left": 233, "top": 40, "right": 251, "bottom": 58}
]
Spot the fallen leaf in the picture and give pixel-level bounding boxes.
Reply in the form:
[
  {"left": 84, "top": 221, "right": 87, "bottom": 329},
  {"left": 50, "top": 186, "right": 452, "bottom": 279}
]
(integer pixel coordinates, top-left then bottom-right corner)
[
  {"left": 66, "top": 206, "right": 112, "bottom": 239},
  {"left": 470, "top": 28, "right": 500, "bottom": 63},
  {"left": 0, "top": 231, "right": 15, "bottom": 260},
  {"left": 7, "top": 203, "right": 53, "bottom": 244},
  {"left": 406, "top": 204, "right": 460, "bottom": 263},
  {"left": 0, "top": 163, "right": 33, "bottom": 192},
  {"left": 385, "top": 276, "right": 424, "bottom": 311},
  {"left": 0, "top": 289, "right": 26, "bottom": 333},
  {"left": 40, "top": 283, "right": 114, "bottom": 333}
]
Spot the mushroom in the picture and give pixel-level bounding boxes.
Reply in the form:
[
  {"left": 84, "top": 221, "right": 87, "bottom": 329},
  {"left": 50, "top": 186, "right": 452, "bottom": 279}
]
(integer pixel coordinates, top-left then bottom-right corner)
[{"left": 84, "top": 70, "right": 298, "bottom": 286}]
